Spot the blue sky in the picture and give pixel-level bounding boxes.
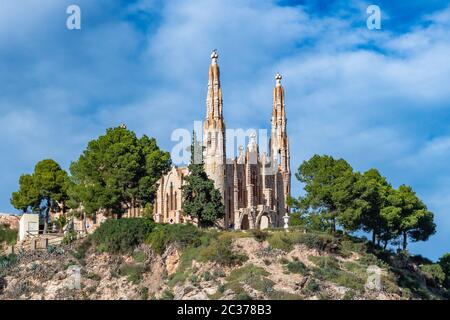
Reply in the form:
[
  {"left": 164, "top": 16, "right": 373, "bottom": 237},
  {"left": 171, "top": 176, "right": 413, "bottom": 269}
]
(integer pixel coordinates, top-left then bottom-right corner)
[{"left": 0, "top": 0, "right": 449, "bottom": 261}]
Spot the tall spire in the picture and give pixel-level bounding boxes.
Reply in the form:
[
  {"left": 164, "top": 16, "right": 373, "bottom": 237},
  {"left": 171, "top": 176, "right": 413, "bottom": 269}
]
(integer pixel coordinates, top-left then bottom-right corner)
[
  {"left": 272, "top": 73, "right": 286, "bottom": 136},
  {"left": 203, "top": 50, "right": 227, "bottom": 226},
  {"left": 270, "top": 73, "right": 291, "bottom": 212},
  {"left": 206, "top": 49, "right": 224, "bottom": 126}
]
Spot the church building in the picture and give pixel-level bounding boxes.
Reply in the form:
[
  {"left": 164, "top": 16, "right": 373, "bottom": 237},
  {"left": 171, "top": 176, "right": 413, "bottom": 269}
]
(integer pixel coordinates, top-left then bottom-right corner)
[{"left": 153, "top": 51, "right": 291, "bottom": 230}]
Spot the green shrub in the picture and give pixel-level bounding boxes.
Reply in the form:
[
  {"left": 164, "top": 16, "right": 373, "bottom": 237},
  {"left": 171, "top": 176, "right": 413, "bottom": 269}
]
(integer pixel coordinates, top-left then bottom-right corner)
[
  {"left": 167, "top": 246, "right": 202, "bottom": 287},
  {"left": 62, "top": 231, "right": 77, "bottom": 245},
  {"left": 318, "top": 292, "right": 332, "bottom": 300},
  {"left": 212, "top": 268, "right": 226, "bottom": 278},
  {"left": 161, "top": 289, "right": 174, "bottom": 300},
  {"left": 295, "top": 232, "right": 338, "bottom": 252},
  {"left": 340, "top": 240, "right": 366, "bottom": 257},
  {"left": 87, "top": 273, "right": 102, "bottom": 281},
  {"left": 420, "top": 264, "right": 445, "bottom": 286},
  {"left": 119, "top": 263, "right": 146, "bottom": 284},
  {"left": 90, "top": 218, "right": 154, "bottom": 254},
  {"left": 203, "top": 271, "right": 213, "bottom": 281},
  {"left": 268, "top": 290, "right": 303, "bottom": 300},
  {"left": 286, "top": 261, "right": 308, "bottom": 275},
  {"left": 250, "top": 229, "right": 269, "bottom": 242},
  {"left": 236, "top": 292, "right": 252, "bottom": 300},
  {"left": 226, "top": 264, "right": 272, "bottom": 295},
  {"left": 225, "top": 264, "right": 274, "bottom": 294},
  {"left": 410, "top": 254, "right": 433, "bottom": 265},
  {"left": 133, "top": 250, "right": 147, "bottom": 263},
  {"left": 306, "top": 279, "right": 320, "bottom": 293},
  {"left": 343, "top": 261, "right": 366, "bottom": 279},
  {"left": 0, "top": 254, "right": 17, "bottom": 271},
  {"left": 167, "top": 231, "right": 245, "bottom": 288},
  {"left": 268, "top": 232, "right": 293, "bottom": 252},
  {"left": 268, "top": 230, "right": 338, "bottom": 253},
  {"left": 250, "top": 276, "right": 275, "bottom": 294},
  {"left": 146, "top": 223, "right": 202, "bottom": 254},
  {"left": 72, "top": 237, "right": 92, "bottom": 261},
  {"left": 308, "top": 255, "right": 340, "bottom": 269},
  {"left": 309, "top": 256, "right": 364, "bottom": 291},
  {"left": 189, "top": 274, "right": 200, "bottom": 285},
  {"left": 438, "top": 253, "right": 450, "bottom": 289},
  {"left": 47, "top": 245, "right": 64, "bottom": 255},
  {"left": 140, "top": 287, "right": 149, "bottom": 300},
  {"left": 443, "top": 289, "right": 450, "bottom": 299},
  {"left": 396, "top": 269, "right": 431, "bottom": 299},
  {"left": 343, "top": 289, "right": 356, "bottom": 300},
  {"left": 0, "top": 225, "right": 17, "bottom": 245},
  {"left": 199, "top": 238, "right": 247, "bottom": 266},
  {"left": 358, "top": 253, "right": 385, "bottom": 268},
  {"left": 382, "top": 274, "right": 401, "bottom": 295}
]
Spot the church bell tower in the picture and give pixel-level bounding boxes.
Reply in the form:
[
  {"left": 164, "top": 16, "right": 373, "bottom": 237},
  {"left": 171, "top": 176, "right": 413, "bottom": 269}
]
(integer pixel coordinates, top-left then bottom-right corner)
[
  {"left": 203, "top": 50, "right": 227, "bottom": 211},
  {"left": 270, "top": 73, "right": 291, "bottom": 211}
]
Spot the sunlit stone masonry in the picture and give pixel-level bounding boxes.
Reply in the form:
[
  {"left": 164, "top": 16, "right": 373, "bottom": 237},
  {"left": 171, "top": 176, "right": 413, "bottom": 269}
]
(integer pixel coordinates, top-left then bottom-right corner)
[{"left": 154, "top": 51, "right": 291, "bottom": 230}]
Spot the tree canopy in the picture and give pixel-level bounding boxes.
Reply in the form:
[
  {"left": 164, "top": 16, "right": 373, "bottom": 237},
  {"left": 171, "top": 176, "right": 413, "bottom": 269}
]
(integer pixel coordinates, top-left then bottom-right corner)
[
  {"left": 69, "top": 126, "right": 171, "bottom": 217},
  {"left": 384, "top": 185, "right": 436, "bottom": 250},
  {"left": 11, "top": 159, "right": 70, "bottom": 232},
  {"left": 294, "top": 155, "right": 357, "bottom": 233},
  {"left": 291, "top": 154, "right": 436, "bottom": 250}
]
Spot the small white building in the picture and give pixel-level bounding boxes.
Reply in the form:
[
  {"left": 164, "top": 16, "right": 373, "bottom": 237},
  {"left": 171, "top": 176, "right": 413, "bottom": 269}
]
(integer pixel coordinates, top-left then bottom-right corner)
[{"left": 19, "top": 214, "right": 39, "bottom": 241}]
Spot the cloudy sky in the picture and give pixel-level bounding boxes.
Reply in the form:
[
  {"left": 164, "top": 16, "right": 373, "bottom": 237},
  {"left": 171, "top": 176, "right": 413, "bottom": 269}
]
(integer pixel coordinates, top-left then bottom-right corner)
[{"left": 1, "top": 0, "right": 449, "bottom": 260}]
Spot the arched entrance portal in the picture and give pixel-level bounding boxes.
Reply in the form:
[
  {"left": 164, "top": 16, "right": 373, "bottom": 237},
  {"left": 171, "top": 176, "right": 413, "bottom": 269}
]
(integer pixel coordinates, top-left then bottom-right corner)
[
  {"left": 241, "top": 214, "right": 250, "bottom": 230},
  {"left": 260, "top": 215, "right": 269, "bottom": 230}
]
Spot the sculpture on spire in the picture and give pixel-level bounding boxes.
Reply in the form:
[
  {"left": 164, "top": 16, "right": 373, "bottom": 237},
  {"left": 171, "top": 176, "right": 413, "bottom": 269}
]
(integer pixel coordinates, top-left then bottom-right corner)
[
  {"left": 275, "top": 73, "right": 282, "bottom": 86},
  {"left": 211, "top": 49, "right": 218, "bottom": 64}
]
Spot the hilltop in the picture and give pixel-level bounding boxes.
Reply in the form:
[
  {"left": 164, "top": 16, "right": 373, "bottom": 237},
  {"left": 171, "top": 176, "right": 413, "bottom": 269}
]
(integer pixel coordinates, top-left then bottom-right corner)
[{"left": 0, "top": 219, "right": 448, "bottom": 300}]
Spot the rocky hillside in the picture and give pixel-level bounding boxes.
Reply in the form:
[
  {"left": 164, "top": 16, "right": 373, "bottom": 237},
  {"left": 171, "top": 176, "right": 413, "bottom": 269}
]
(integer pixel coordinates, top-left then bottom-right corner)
[{"left": 0, "top": 222, "right": 448, "bottom": 300}]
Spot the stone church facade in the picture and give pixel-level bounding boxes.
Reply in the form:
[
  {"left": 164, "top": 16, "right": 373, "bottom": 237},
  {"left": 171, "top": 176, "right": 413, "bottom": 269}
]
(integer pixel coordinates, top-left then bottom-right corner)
[{"left": 153, "top": 51, "right": 291, "bottom": 230}]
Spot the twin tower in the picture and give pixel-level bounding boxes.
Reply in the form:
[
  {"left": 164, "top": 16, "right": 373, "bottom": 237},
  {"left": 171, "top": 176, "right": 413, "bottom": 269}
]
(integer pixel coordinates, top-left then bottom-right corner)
[{"left": 154, "top": 51, "right": 291, "bottom": 230}]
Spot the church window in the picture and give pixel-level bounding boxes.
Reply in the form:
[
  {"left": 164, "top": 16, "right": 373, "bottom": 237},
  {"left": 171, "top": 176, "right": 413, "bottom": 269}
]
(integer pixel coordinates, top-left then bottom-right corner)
[
  {"left": 174, "top": 191, "right": 177, "bottom": 210},
  {"left": 170, "top": 182, "right": 174, "bottom": 210},
  {"left": 207, "top": 132, "right": 212, "bottom": 147},
  {"left": 166, "top": 195, "right": 169, "bottom": 215}
]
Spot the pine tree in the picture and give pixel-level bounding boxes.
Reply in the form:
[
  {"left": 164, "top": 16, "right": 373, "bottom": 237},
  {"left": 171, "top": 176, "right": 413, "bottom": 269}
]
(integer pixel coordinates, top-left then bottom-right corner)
[
  {"left": 11, "top": 159, "right": 71, "bottom": 233},
  {"left": 68, "top": 126, "right": 171, "bottom": 218},
  {"left": 182, "top": 132, "right": 224, "bottom": 228}
]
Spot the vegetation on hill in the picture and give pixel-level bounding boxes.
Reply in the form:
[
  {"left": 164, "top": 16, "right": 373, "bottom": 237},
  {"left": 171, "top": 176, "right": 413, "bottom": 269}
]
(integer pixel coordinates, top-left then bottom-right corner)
[
  {"left": 89, "top": 218, "right": 154, "bottom": 254},
  {"left": 438, "top": 253, "right": 450, "bottom": 288},
  {"left": 290, "top": 155, "right": 436, "bottom": 250},
  {"left": 1, "top": 218, "right": 448, "bottom": 300},
  {"left": 0, "top": 224, "right": 17, "bottom": 247}
]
